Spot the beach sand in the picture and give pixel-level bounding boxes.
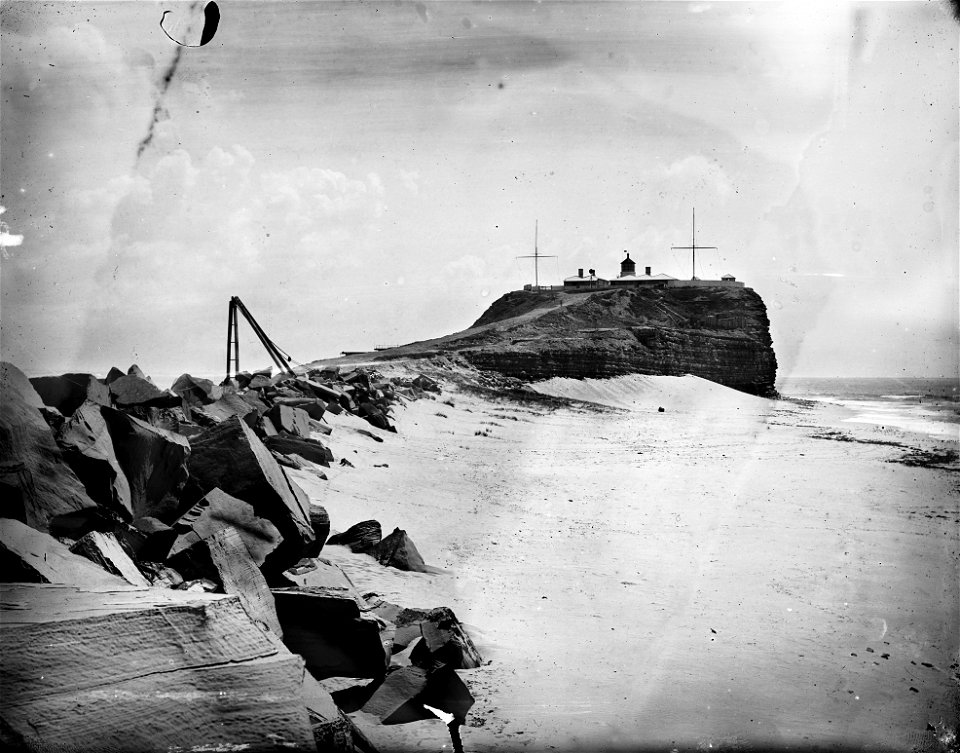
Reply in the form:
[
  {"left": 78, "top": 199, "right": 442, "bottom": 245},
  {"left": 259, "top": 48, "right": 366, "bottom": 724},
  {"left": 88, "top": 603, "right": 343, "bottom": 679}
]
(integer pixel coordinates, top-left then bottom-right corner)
[{"left": 290, "top": 371, "right": 959, "bottom": 752}]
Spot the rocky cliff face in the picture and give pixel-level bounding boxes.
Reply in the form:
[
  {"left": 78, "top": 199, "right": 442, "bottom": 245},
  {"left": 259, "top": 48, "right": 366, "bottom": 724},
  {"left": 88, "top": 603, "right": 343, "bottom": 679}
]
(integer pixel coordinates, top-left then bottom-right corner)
[{"left": 422, "top": 286, "right": 778, "bottom": 396}]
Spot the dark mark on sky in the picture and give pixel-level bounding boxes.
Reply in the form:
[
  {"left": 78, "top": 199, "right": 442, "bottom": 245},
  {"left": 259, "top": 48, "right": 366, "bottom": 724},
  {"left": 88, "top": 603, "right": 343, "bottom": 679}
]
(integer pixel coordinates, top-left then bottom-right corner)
[
  {"left": 136, "top": 43, "right": 183, "bottom": 162},
  {"left": 160, "top": 1, "right": 220, "bottom": 47},
  {"left": 137, "top": 1, "right": 220, "bottom": 163}
]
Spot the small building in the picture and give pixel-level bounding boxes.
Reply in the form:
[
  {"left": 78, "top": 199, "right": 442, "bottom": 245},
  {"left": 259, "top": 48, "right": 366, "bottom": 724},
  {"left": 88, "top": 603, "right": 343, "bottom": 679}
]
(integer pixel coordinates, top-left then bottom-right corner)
[
  {"left": 563, "top": 268, "right": 609, "bottom": 289},
  {"left": 721, "top": 274, "right": 736, "bottom": 282},
  {"left": 619, "top": 252, "right": 636, "bottom": 278},
  {"left": 610, "top": 264, "right": 678, "bottom": 288}
]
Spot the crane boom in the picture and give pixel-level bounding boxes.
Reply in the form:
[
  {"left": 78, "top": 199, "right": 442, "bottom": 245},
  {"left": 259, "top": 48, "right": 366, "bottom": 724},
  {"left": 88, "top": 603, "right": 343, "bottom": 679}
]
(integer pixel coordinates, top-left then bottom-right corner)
[{"left": 225, "top": 296, "right": 296, "bottom": 382}]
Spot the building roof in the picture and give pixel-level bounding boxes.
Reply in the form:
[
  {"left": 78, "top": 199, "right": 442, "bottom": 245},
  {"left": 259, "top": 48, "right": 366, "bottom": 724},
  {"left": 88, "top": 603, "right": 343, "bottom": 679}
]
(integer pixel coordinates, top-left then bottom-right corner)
[
  {"left": 564, "top": 274, "right": 607, "bottom": 282},
  {"left": 612, "top": 273, "right": 678, "bottom": 282}
]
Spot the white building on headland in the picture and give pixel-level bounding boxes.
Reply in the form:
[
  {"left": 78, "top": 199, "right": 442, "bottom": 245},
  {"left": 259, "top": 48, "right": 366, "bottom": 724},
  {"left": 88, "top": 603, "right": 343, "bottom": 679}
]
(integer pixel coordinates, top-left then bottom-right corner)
[{"left": 558, "top": 251, "right": 743, "bottom": 291}]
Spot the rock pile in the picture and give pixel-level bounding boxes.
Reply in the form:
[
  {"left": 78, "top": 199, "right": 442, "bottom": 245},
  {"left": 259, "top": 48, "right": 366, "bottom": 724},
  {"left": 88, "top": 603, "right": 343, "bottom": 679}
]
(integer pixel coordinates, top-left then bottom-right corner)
[{"left": 1, "top": 361, "right": 482, "bottom": 752}]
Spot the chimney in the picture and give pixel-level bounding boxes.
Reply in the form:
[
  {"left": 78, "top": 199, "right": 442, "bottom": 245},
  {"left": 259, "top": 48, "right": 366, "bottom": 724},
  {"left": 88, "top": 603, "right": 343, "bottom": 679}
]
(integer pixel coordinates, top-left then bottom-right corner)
[
  {"left": 578, "top": 268, "right": 583, "bottom": 278},
  {"left": 645, "top": 266, "right": 651, "bottom": 276}
]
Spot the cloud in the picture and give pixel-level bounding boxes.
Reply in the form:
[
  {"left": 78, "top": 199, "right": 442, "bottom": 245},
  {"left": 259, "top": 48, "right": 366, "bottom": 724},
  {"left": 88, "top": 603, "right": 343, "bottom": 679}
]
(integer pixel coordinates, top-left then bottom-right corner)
[
  {"left": 3, "top": 141, "right": 390, "bottom": 375},
  {"left": 652, "top": 155, "right": 735, "bottom": 203},
  {"left": 0, "top": 206, "right": 24, "bottom": 252},
  {"left": 399, "top": 170, "right": 421, "bottom": 195}
]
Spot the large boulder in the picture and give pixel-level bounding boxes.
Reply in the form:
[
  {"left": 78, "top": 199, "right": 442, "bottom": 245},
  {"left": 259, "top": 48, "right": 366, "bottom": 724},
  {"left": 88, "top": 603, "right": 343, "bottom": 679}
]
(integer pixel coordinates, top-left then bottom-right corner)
[
  {"left": 375, "top": 527, "right": 429, "bottom": 573},
  {"left": 197, "top": 393, "right": 257, "bottom": 424},
  {"left": 169, "top": 487, "right": 283, "bottom": 567},
  {"left": 274, "top": 397, "right": 326, "bottom": 421},
  {"left": 126, "top": 363, "right": 151, "bottom": 381},
  {"left": 0, "top": 518, "right": 130, "bottom": 587},
  {"left": 301, "top": 671, "right": 365, "bottom": 752},
  {"left": 108, "top": 374, "right": 182, "bottom": 409},
  {"left": 170, "top": 373, "right": 223, "bottom": 407},
  {"left": 263, "top": 435, "right": 333, "bottom": 467},
  {"left": 328, "top": 520, "right": 382, "bottom": 555},
  {"left": 412, "top": 374, "right": 440, "bottom": 393},
  {"left": 281, "top": 557, "right": 362, "bottom": 599},
  {"left": 186, "top": 416, "right": 315, "bottom": 572},
  {"left": 101, "top": 407, "right": 190, "bottom": 522},
  {"left": 68, "top": 530, "right": 150, "bottom": 587},
  {"left": 29, "top": 372, "right": 110, "bottom": 417},
  {"left": 408, "top": 607, "right": 483, "bottom": 670},
  {"left": 247, "top": 373, "right": 273, "bottom": 390},
  {"left": 359, "top": 402, "right": 393, "bottom": 432},
  {"left": 123, "top": 515, "right": 179, "bottom": 562},
  {"left": 239, "top": 391, "right": 270, "bottom": 415},
  {"left": 365, "top": 600, "right": 480, "bottom": 669},
  {"left": 305, "top": 498, "right": 330, "bottom": 558},
  {"left": 169, "top": 526, "right": 282, "bottom": 637},
  {"left": 0, "top": 583, "right": 317, "bottom": 752},
  {"left": 266, "top": 404, "right": 312, "bottom": 437},
  {"left": 0, "top": 362, "right": 98, "bottom": 535},
  {"left": 360, "top": 665, "right": 475, "bottom": 725},
  {"left": 272, "top": 587, "right": 388, "bottom": 680},
  {"left": 55, "top": 401, "right": 133, "bottom": 520}
]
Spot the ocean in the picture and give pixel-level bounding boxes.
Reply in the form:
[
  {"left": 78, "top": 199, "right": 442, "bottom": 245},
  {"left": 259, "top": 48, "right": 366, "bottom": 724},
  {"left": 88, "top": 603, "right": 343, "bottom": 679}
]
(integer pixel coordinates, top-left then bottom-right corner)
[{"left": 776, "top": 377, "right": 960, "bottom": 440}]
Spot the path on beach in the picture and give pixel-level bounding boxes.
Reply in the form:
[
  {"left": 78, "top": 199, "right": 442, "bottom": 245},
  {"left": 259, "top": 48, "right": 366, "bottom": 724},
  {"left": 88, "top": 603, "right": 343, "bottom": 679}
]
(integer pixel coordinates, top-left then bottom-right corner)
[{"left": 292, "top": 374, "right": 959, "bottom": 751}]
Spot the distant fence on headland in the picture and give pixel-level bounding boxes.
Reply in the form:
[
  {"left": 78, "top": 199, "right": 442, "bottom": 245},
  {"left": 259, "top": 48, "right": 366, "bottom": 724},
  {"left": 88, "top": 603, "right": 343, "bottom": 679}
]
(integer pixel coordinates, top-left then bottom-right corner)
[{"left": 523, "top": 280, "right": 745, "bottom": 293}]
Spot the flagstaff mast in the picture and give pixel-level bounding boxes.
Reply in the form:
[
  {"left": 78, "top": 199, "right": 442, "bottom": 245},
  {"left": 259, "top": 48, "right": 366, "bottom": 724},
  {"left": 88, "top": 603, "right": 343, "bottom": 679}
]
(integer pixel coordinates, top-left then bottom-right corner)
[
  {"left": 516, "top": 220, "right": 557, "bottom": 290},
  {"left": 671, "top": 208, "right": 718, "bottom": 280}
]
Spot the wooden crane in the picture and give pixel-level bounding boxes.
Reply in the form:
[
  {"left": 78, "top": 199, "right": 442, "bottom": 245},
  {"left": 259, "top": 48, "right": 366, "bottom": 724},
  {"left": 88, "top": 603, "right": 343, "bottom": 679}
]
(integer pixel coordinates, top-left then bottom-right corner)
[{"left": 224, "top": 296, "right": 296, "bottom": 383}]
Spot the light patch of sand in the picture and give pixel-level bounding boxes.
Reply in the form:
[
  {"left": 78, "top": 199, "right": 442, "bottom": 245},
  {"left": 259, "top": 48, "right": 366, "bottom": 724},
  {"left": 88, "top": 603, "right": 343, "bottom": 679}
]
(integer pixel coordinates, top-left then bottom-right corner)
[{"left": 290, "top": 373, "right": 959, "bottom": 752}]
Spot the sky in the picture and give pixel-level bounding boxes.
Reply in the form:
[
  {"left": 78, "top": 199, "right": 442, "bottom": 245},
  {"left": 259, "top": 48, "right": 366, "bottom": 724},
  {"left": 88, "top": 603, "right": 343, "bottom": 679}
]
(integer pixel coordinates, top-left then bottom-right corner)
[{"left": 1, "top": 0, "right": 957, "bottom": 381}]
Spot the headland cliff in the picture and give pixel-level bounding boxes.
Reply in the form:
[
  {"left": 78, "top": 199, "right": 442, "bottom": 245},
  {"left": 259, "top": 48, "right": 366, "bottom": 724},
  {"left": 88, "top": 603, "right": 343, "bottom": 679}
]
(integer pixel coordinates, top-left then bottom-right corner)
[{"left": 376, "top": 285, "right": 778, "bottom": 397}]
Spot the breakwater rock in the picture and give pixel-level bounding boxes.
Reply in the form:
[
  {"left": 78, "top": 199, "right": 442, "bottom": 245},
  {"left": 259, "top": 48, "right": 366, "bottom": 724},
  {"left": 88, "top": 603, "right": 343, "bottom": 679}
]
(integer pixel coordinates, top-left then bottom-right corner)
[{"left": 1, "top": 361, "right": 482, "bottom": 752}]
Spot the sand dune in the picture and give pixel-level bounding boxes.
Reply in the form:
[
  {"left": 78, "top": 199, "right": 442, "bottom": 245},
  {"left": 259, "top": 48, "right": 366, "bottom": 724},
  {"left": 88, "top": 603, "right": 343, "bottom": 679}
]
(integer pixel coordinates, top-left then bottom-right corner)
[
  {"left": 531, "top": 373, "right": 769, "bottom": 413},
  {"left": 296, "top": 370, "right": 959, "bottom": 752}
]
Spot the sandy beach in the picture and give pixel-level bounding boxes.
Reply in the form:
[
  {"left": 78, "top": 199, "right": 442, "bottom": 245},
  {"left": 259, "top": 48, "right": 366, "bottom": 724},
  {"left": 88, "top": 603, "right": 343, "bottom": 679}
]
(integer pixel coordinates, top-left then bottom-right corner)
[{"left": 290, "top": 367, "right": 958, "bottom": 752}]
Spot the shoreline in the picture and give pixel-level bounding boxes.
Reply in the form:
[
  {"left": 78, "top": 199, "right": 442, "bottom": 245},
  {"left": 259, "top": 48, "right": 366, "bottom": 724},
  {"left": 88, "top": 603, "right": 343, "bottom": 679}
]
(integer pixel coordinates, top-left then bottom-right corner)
[{"left": 299, "top": 371, "right": 959, "bottom": 751}]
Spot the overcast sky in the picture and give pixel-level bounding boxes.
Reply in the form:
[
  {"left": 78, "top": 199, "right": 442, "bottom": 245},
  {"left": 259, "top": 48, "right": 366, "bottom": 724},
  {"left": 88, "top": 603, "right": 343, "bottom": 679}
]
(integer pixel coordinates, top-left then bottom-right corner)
[{"left": 2, "top": 1, "right": 957, "bottom": 381}]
